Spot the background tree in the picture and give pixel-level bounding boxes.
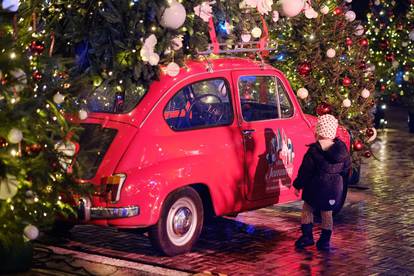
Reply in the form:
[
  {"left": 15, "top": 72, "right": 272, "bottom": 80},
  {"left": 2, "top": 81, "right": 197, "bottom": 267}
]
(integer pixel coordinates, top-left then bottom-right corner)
[{"left": 270, "top": 0, "right": 377, "bottom": 162}]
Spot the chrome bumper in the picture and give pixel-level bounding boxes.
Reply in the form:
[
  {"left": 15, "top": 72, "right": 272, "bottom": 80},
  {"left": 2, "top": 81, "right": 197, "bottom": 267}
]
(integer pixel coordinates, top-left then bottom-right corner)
[{"left": 77, "top": 198, "right": 139, "bottom": 221}]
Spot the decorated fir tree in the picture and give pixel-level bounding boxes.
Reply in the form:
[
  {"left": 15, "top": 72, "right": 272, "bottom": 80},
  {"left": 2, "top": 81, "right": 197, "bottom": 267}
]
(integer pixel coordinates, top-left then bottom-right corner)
[
  {"left": 402, "top": 2, "right": 414, "bottom": 111},
  {"left": 270, "top": 0, "right": 377, "bottom": 162},
  {"left": 0, "top": 1, "right": 85, "bottom": 255}
]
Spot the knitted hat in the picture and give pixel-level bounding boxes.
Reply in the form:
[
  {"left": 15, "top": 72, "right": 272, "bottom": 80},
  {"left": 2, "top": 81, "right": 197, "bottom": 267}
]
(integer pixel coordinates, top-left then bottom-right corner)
[{"left": 316, "top": 114, "right": 338, "bottom": 139}]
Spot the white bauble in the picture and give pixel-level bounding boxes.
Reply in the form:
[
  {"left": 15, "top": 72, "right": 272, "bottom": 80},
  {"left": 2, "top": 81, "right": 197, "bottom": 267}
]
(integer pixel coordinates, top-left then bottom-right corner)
[
  {"left": 403, "top": 74, "right": 410, "bottom": 81},
  {"left": 320, "top": 5, "right": 329, "bottom": 14},
  {"left": 8, "top": 128, "right": 23, "bottom": 144},
  {"left": 355, "top": 25, "right": 364, "bottom": 36},
  {"left": 166, "top": 62, "right": 180, "bottom": 77},
  {"left": 2, "top": 0, "right": 19, "bottom": 12},
  {"left": 345, "top": 11, "right": 356, "bottom": 22},
  {"left": 374, "top": 0, "right": 380, "bottom": 5},
  {"left": 23, "top": 224, "right": 39, "bottom": 241},
  {"left": 402, "top": 41, "right": 408, "bottom": 47},
  {"left": 53, "top": 93, "right": 65, "bottom": 104},
  {"left": 342, "top": 99, "right": 351, "bottom": 108},
  {"left": 409, "top": 30, "right": 414, "bottom": 41},
  {"left": 361, "top": 88, "right": 370, "bottom": 98},
  {"left": 251, "top": 27, "right": 262, "bottom": 38},
  {"left": 345, "top": 0, "right": 353, "bottom": 2},
  {"left": 281, "top": 0, "right": 305, "bottom": 17},
  {"left": 392, "top": 60, "right": 399, "bottom": 68},
  {"left": 366, "top": 128, "right": 377, "bottom": 143},
  {"left": 370, "top": 140, "right": 382, "bottom": 152},
  {"left": 241, "top": 33, "right": 252, "bottom": 42},
  {"left": 148, "top": 53, "right": 160, "bottom": 66},
  {"left": 272, "top": 11, "right": 279, "bottom": 22},
  {"left": 0, "top": 174, "right": 18, "bottom": 200},
  {"left": 79, "top": 109, "right": 88, "bottom": 120},
  {"left": 326, "top": 48, "right": 336, "bottom": 58},
  {"left": 160, "top": 0, "right": 186, "bottom": 30},
  {"left": 297, "top": 88, "right": 309, "bottom": 99}
]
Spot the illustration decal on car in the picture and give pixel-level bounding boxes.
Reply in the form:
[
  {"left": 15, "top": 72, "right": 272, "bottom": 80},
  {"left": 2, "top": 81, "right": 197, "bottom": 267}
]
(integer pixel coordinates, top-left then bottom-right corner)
[{"left": 265, "top": 128, "right": 294, "bottom": 192}]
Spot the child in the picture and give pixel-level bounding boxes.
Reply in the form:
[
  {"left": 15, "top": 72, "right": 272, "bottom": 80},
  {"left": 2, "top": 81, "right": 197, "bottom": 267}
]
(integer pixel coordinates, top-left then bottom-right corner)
[{"left": 293, "top": 114, "right": 351, "bottom": 250}]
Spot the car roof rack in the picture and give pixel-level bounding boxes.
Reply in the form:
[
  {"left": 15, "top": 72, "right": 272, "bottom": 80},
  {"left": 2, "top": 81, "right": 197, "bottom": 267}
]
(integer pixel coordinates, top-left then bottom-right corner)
[{"left": 197, "top": 41, "right": 278, "bottom": 55}]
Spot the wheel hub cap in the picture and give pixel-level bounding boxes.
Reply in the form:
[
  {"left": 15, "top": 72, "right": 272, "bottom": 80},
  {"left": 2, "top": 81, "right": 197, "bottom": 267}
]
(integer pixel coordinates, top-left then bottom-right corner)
[{"left": 173, "top": 207, "right": 192, "bottom": 236}]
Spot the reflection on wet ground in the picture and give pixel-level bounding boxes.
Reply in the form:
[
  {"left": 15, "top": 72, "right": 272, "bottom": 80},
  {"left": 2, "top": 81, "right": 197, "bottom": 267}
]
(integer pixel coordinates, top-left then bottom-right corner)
[{"left": 39, "top": 107, "right": 414, "bottom": 275}]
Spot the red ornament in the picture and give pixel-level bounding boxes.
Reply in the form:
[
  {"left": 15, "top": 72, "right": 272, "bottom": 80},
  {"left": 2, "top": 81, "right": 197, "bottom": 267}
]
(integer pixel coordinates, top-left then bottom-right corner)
[
  {"left": 32, "top": 71, "right": 42, "bottom": 81},
  {"left": 333, "top": 7, "right": 342, "bottom": 15},
  {"left": 385, "top": 53, "right": 394, "bottom": 62},
  {"left": 353, "top": 140, "right": 364, "bottom": 151},
  {"left": 345, "top": 37, "right": 353, "bottom": 46},
  {"left": 379, "top": 40, "right": 389, "bottom": 50},
  {"left": 29, "top": 40, "right": 45, "bottom": 55},
  {"left": 380, "top": 84, "right": 386, "bottom": 91},
  {"left": 342, "top": 76, "right": 351, "bottom": 87},
  {"left": 364, "top": 150, "right": 372, "bottom": 158},
  {"left": 316, "top": 102, "right": 332, "bottom": 116},
  {"left": 366, "top": 128, "right": 375, "bottom": 137},
  {"left": 297, "top": 62, "right": 311, "bottom": 77},
  {"left": 359, "top": 38, "right": 369, "bottom": 47}
]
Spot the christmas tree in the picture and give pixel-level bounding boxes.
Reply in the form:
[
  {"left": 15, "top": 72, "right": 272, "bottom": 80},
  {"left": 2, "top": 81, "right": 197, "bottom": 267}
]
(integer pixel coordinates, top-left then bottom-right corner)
[
  {"left": 0, "top": 1, "right": 84, "bottom": 250},
  {"left": 365, "top": 0, "right": 407, "bottom": 105},
  {"left": 271, "top": 0, "right": 377, "bottom": 162},
  {"left": 402, "top": 2, "right": 414, "bottom": 110}
]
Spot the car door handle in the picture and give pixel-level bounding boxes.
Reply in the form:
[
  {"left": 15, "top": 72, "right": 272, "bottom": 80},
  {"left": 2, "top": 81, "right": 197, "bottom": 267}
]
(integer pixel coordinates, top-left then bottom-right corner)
[{"left": 242, "top": 129, "right": 256, "bottom": 135}]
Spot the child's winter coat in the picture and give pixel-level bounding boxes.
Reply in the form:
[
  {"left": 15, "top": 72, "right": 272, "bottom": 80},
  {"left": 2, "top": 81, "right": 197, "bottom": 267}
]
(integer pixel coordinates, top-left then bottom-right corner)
[{"left": 293, "top": 138, "right": 351, "bottom": 211}]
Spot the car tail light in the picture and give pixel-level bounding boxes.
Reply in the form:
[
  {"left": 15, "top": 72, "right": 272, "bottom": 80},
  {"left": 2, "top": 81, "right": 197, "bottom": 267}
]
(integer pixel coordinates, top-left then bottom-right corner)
[{"left": 101, "top": 174, "right": 126, "bottom": 203}]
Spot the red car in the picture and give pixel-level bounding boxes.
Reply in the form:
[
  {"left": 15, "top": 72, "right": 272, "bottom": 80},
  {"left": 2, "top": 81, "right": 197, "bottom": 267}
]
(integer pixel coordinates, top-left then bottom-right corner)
[{"left": 67, "top": 58, "right": 351, "bottom": 256}]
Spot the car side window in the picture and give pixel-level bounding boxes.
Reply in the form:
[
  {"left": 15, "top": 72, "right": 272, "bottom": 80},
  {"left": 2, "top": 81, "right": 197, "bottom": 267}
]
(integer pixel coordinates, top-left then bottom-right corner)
[
  {"left": 276, "top": 78, "right": 294, "bottom": 118},
  {"left": 164, "top": 78, "right": 233, "bottom": 130},
  {"left": 238, "top": 76, "right": 278, "bottom": 122}
]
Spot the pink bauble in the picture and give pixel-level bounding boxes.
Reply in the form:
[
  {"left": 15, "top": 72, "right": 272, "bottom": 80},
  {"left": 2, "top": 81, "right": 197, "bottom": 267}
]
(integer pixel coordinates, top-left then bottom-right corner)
[{"left": 281, "top": 0, "right": 305, "bottom": 17}]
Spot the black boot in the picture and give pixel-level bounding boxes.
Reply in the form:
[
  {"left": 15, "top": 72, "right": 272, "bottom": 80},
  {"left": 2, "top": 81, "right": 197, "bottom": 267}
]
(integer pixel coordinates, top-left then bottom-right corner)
[
  {"left": 316, "top": 229, "right": 332, "bottom": 251},
  {"left": 295, "top": 223, "right": 314, "bottom": 248}
]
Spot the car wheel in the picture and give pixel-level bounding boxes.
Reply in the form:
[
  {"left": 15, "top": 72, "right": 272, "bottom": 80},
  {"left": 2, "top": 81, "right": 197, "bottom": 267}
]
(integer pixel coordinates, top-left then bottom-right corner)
[
  {"left": 51, "top": 219, "right": 75, "bottom": 233},
  {"left": 148, "top": 187, "right": 204, "bottom": 256}
]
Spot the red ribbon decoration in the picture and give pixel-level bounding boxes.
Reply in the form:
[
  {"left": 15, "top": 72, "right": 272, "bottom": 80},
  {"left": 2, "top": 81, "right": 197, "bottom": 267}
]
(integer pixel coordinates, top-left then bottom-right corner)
[
  {"left": 208, "top": 17, "right": 220, "bottom": 54},
  {"left": 259, "top": 15, "right": 269, "bottom": 51}
]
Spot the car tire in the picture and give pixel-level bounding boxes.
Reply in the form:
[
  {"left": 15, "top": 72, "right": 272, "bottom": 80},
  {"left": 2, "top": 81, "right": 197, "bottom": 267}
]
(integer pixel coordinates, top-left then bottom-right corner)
[
  {"left": 148, "top": 187, "right": 204, "bottom": 256},
  {"left": 51, "top": 219, "right": 75, "bottom": 233}
]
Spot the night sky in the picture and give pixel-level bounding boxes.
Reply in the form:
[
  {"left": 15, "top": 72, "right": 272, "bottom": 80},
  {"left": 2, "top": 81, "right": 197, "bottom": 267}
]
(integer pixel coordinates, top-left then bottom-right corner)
[{"left": 351, "top": 0, "right": 411, "bottom": 21}]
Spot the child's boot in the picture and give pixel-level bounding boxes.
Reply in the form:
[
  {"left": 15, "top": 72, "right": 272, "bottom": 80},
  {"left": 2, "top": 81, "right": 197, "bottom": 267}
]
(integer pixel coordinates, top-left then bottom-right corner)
[
  {"left": 316, "top": 229, "right": 332, "bottom": 251},
  {"left": 295, "top": 223, "right": 314, "bottom": 248}
]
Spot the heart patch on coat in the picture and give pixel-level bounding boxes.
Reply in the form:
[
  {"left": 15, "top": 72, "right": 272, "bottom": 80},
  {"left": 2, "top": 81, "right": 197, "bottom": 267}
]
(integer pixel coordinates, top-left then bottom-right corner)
[{"left": 329, "top": 199, "right": 336, "bottom": 205}]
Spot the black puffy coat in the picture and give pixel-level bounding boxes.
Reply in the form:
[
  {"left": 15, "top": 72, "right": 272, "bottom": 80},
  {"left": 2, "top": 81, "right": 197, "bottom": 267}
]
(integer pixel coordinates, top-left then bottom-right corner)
[{"left": 293, "top": 138, "right": 351, "bottom": 211}]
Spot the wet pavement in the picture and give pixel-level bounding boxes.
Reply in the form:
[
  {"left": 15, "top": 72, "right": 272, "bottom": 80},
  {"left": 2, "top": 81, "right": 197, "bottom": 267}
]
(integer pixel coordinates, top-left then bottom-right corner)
[{"left": 37, "top": 107, "right": 414, "bottom": 276}]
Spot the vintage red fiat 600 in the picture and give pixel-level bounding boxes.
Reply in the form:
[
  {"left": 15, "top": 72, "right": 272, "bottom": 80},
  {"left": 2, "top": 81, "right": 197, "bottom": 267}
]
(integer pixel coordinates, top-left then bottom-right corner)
[{"left": 67, "top": 58, "right": 351, "bottom": 256}]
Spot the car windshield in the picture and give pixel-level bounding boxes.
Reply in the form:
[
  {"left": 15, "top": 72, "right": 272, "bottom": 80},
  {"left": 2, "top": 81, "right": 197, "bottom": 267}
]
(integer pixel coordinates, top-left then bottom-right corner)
[{"left": 81, "top": 84, "right": 147, "bottom": 114}]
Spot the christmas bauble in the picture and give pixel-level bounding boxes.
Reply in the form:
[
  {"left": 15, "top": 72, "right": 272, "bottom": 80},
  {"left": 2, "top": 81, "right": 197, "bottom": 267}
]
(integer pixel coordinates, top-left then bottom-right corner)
[
  {"left": 166, "top": 62, "right": 180, "bottom": 77},
  {"left": 0, "top": 174, "right": 18, "bottom": 200},
  {"left": 297, "top": 62, "right": 311, "bottom": 76},
  {"left": 385, "top": 53, "right": 394, "bottom": 62},
  {"left": 353, "top": 140, "right": 363, "bottom": 151},
  {"left": 361, "top": 88, "right": 370, "bottom": 98},
  {"left": 79, "top": 109, "right": 88, "bottom": 120},
  {"left": 304, "top": 8, "right": 318, "bottom": 19},
  {"left": 160, "top": 0, "right": 186, "bottom": 30},
  {"left": 333, "top": 7, "right": 342, "bottom": 15},
  {"left": 364, "top": 150, "right": 372, "bottom": 158},
  {"left": 8, "top": 128, "right": 23, "bottom": 144},
  {"left": 342, "top": 99, "right": 351, "bottom": 108},
  {"left": 297, "top": 88, "right": 309, "bottom": 99},
  {"left": 354, "top": 25, "right": 364, "bottom": 36},
  {"left": 380, "top": 84, "right": 386, "bottom": 91},
  {"left": 409, "top": 30, "right": 414, "bottom": 41},
  {"left": 29, "top": 40, "right": 45, "bottom": 55},
  {"left": 2, "top": 0, "right": 19, "bottom": 12},
  {"left": 366, "top": 128, "right": 374, "bottom": 137},
  {"left": 359, "top": 38, "right": 369, "bottom": 47},
  {"left": 379, "top": 40, "right": 389, "bottom": 50},
  {"left": 53, "top": 93, "right": 65, "bottom": 104},
  {"left": 392, "top": 60, "right": 399, "bottom": 68},
  {"left": 241, "top": 33, "right": 251, "bottom": 42},
  {"left": 251, "top": 27, "right": 262, "bottom": 38},
  {"left": 320, "top": 5, "right": 329, "bottom": 14},
  {"left": 366, "top": 128, "right": 377, "bottom": 142},
  {"left": 370, "top": 141, "right": 382, "bottom": 152},
  {"left": 23, "top": 224, "right": 39, "bottom": 240},
  {"left": 281, "top": 0, "right": 305, "bottom": 17},
  {"left": 345, "top": 11, "right": 356, "bottom": 21},
  {"left": 32, "top": 71, "right": 42, "bottom": 81},
  {"left": 345, "top": 37, "right": 353, "bottom": 46},
  {"left": 342, "top": 76, "right": 351, "bottom": 87},
  {"left": 316, "top": 102, "right": 332, "bottom": 116},
  {"left": 326, "top": 48, "right": 336, "bottom": 58}
]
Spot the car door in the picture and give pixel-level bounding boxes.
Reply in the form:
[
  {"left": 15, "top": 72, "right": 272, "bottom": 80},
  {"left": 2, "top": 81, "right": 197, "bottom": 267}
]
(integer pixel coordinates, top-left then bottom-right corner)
[{"left": 231, "top": 70, "right": 313, "bottom": 202}]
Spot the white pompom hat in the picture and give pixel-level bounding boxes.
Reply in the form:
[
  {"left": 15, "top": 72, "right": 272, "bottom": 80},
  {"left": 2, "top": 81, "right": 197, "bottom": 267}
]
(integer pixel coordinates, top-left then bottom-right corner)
[{"left": 316, "top": 114, "right": 338, "bottom": 139}]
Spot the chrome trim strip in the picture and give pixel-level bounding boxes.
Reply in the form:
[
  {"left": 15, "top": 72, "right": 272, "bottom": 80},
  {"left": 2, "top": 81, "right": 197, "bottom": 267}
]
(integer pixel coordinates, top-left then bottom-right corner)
[{"left": 90, "top": 206, "right": 140, "bottom": 219}]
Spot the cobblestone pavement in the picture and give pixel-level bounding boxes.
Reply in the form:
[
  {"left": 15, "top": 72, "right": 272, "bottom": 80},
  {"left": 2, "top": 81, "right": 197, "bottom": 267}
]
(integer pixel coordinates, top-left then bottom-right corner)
[{"left": 38, "top": 107, "right": 414, "bottom": 276}]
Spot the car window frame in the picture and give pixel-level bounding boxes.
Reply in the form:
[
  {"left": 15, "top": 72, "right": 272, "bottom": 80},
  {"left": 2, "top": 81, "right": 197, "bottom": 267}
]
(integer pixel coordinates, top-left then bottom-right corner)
[
  {"left": 237, "top": 74, "right": 295, "bottom": 123},
  {"left": 163, "top": 77, "right": 235, "bottom": 132}
]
